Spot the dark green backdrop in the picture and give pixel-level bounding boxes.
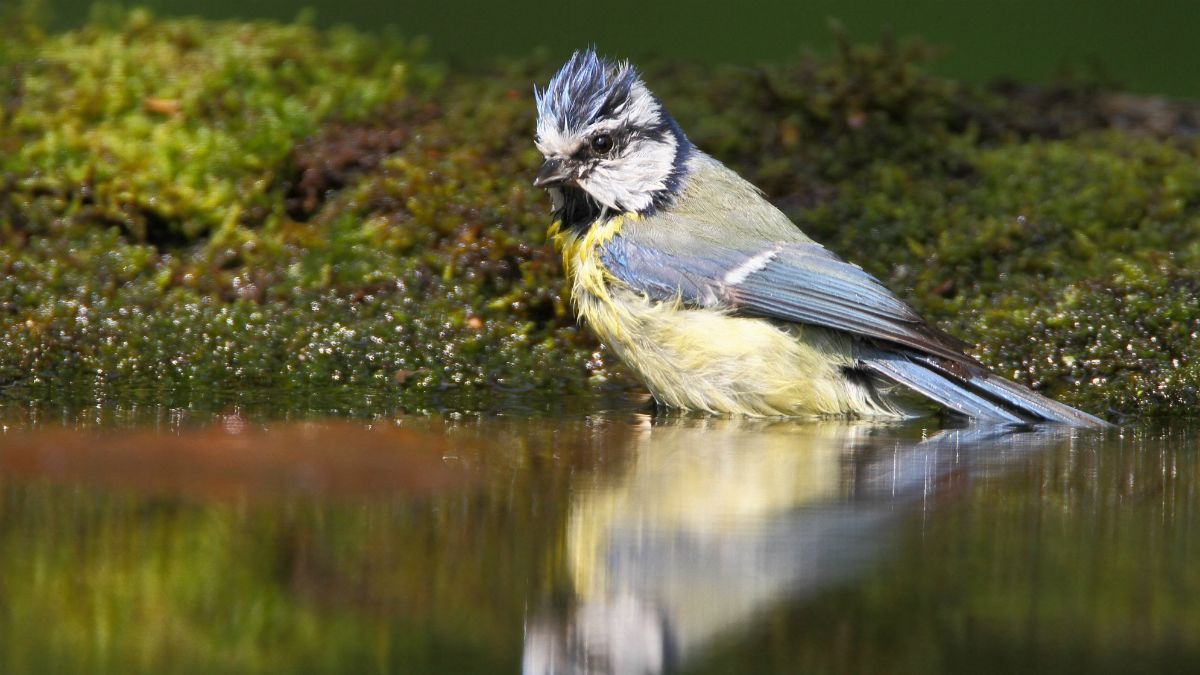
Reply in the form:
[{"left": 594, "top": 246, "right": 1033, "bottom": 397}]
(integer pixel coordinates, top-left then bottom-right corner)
[{"left": 44, "top": 0, "right": 1200, "bottom": 98}]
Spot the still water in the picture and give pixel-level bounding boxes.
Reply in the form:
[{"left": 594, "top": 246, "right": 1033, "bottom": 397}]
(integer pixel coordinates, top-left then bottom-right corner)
[{"left": 0, "top": 401, "right": 1195, "bottom": 673}]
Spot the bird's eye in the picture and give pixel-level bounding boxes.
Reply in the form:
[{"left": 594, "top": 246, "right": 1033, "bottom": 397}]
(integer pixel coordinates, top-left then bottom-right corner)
[{"left": 590, "top": 133, "right": 614, "bottom": 154}]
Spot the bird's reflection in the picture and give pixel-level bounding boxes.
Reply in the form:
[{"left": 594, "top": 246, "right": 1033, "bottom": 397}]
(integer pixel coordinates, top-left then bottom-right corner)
[{"left": 523, "top": 417, "right": 1083, "bottom": 674}]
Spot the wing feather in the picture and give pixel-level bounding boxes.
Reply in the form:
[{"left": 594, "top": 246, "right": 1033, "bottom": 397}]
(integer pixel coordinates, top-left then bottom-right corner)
[{"left": 600, "top": 233, "right": 973, "bottom": 363}]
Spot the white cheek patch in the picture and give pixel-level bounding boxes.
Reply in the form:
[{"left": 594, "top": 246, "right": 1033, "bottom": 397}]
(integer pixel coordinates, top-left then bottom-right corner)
[{"left": 578, "top": 133, "right": 677, "bottom": 212}]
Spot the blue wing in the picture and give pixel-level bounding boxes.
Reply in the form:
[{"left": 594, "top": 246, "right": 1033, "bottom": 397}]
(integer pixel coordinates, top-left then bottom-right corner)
[{"left": 600, "top": 234, "right": 973, "bottom": 364}]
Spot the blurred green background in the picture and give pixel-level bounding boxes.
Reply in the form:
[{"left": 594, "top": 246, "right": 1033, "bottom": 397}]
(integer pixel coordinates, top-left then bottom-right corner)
[{"left": 40, "top": 0, "right": 1200, "bottom": 98}]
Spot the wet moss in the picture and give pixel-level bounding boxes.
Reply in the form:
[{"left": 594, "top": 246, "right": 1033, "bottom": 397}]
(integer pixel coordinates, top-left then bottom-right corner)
[
  {"left": 1, "top": 12, "right": 1197, "bottom": 417},
  {"left": 0, "top": 20, "right": 611, "bottom": 413}
]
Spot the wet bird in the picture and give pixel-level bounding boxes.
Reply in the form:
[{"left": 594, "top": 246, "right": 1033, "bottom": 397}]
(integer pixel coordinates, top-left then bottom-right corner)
[{"left": 532, "top": 50, "right": 1109, "bottom": 427}]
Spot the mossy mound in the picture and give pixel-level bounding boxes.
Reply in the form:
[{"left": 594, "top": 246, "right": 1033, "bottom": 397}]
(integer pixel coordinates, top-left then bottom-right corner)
[
  {"left": 1, "top": 12, "right": 1197, "bottom": 418},
  {"left": 0, "top": 13, "right": 612, "bottom": 414}
]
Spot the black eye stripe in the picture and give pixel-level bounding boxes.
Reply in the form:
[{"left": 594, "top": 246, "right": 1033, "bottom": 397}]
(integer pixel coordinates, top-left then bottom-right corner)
[
  {"left": 563, "top": 124, "right": 662, "bottom": 161},
  {"left": 581, "top": 126, "right": 637, "bottom": 156}
]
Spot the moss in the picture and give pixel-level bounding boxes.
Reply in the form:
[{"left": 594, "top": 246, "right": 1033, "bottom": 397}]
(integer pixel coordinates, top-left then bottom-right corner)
[
  {"left": 3, "top": 8, "right": 433, "bottom": 240},
  {"left": 0, "top": 12, "right": 620, "bottom": 415},
  {"left": 0, "top": 12, "right": 1198, "bottom": 418}
]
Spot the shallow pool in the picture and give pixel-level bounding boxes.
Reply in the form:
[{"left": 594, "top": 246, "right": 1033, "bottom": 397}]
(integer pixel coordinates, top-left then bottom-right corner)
[{"left": 0, "top": 402, "right": 1194, "bottom": 673}]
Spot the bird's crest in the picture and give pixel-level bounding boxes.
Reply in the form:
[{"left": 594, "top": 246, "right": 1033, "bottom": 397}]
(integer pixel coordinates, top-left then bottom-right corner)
[{"left": 535, "top": 49, "right": 640, "bottom": 133}]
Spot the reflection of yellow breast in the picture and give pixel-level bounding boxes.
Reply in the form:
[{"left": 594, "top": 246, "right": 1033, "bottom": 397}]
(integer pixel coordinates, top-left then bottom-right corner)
[{"left": 567, "top": 420, "right": 862, "bottom": 599}]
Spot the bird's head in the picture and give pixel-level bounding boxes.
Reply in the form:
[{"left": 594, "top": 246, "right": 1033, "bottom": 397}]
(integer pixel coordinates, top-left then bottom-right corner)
[{"left": 534, "top": 50, "right": 691, "bottom": 220}]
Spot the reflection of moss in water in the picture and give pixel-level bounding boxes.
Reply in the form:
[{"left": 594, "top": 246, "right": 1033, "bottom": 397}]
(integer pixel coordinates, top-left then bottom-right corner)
[
  {"left": 1, "top": 10, "right": 1198, "bottom": 416},
  {"left": 0, "top": 486, "right": 516, "bottom": 672},
  {"left": 0, "top": 419, "right": 626, "bottom": 672}
]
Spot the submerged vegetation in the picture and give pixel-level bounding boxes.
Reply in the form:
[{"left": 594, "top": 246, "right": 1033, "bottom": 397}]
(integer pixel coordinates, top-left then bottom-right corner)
[{"left": 1, "top": 10, "right": 1197, "bottom": 417}]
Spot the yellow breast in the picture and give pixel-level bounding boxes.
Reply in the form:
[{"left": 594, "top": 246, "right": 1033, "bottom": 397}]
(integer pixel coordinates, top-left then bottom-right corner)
[
  {"left": 550, "top": 213, "right": 636, "bottom": 343},
  {"left": 548, "top": 216, "right": 901, "bottom": 418}
]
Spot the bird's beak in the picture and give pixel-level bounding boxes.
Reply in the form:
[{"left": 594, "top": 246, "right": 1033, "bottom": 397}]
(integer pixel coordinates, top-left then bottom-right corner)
[{"left": 533, "top": 158, "right": 572, "bottom": 188}]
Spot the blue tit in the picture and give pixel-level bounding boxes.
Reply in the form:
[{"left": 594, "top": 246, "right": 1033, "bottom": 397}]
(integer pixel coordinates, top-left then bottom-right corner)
[{"left": 532, "top": 50, "right": 1110, "bottom": 428}]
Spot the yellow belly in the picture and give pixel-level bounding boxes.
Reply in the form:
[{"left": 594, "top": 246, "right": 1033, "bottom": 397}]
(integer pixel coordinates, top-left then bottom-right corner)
[{"left": 554, "top": 216, "right": 904, "bottom": 418}]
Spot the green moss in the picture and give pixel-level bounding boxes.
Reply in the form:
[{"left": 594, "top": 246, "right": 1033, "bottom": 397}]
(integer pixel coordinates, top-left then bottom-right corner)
[
  {"left": 1, "top": 12, "right": 1197, "bottom": 418},
  {"left": 3, "top": 8, "right": 432, "bottom": 240},
  {"left": 0, "top": 12, "right": 617, "bottom": 414}
]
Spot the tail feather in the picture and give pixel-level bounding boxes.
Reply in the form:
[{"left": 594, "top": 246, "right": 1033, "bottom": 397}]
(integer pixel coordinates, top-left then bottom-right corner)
[
  {"left": 966, "top": 367, "right": 1111, "bottom": 428},
  {"left": 861, "top": 352, "right": 1112, "bottom": 429},
  {"left": 861, "top": 355, "right": 1026, "bottom": 424}
]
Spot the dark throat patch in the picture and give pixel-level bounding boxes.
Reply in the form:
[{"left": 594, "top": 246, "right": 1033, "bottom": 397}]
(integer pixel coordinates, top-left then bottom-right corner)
[{"left": 555, "top": 185, "right": 604, "bottom": 234}]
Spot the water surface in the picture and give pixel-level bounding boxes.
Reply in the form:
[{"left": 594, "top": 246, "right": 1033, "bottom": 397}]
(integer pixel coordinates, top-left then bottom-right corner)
[{"left": 0, "top": 405, "right": 1195, "bottom": 673}]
